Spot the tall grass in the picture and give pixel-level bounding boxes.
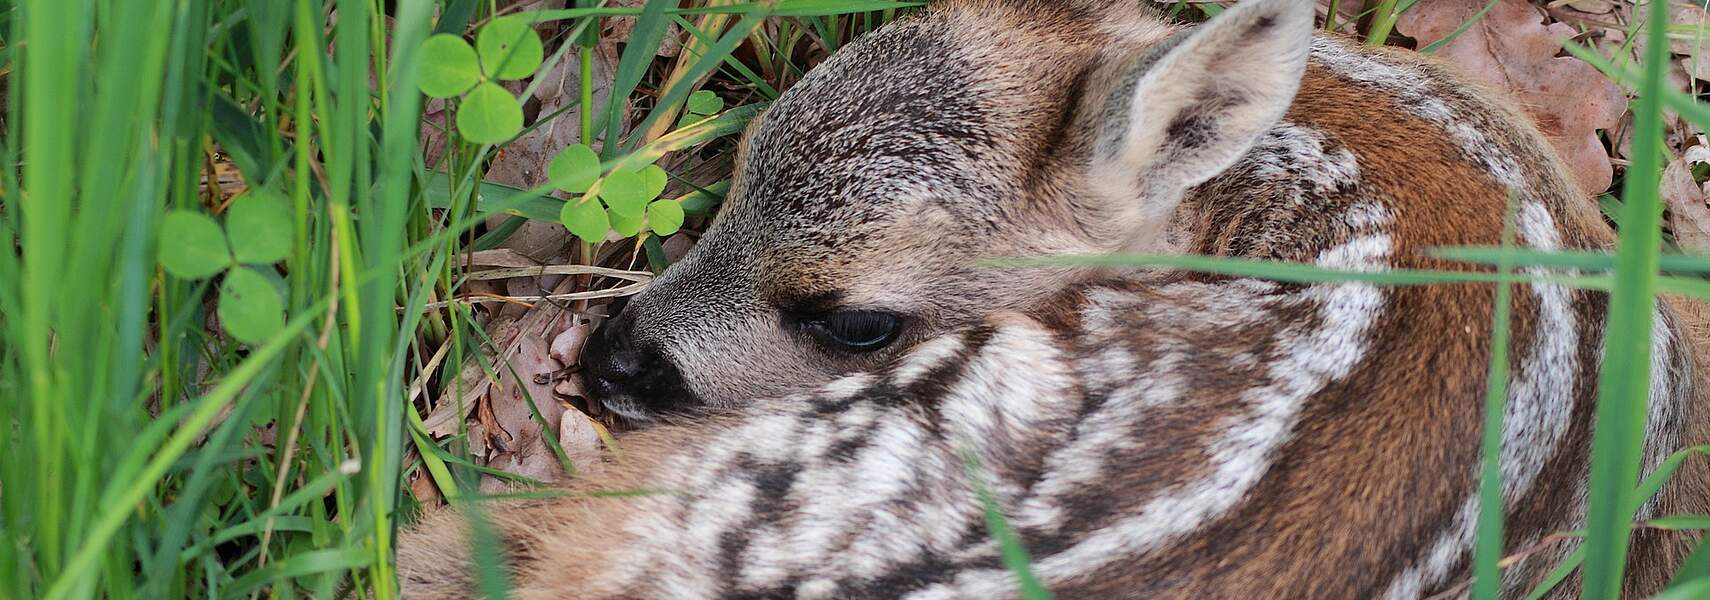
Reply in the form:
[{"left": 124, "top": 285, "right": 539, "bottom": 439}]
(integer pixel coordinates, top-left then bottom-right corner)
[
  {"left": 0, "top": 0, "right": 914, "bottom": 597},
  {"left": 1581, "top": 0, "right": 1672, "bottom": 595},
  {"left": 0, "top": 0, "right": 438, "bottom": 596},
  {"left": 0, "top": 0, "right": 1706, "bottom": 598}
]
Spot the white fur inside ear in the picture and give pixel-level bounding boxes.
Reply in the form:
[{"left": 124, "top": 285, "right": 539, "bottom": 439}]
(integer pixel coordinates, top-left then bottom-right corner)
[{"left": 1088, "top": 0, "right": 1314, "bottom": 248}]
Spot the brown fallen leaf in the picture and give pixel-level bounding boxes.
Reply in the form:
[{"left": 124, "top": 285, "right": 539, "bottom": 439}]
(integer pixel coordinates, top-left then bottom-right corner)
[
  {"left": 1633, "top": 2, "right": 1710, "bottom": 56},
  {"left": 549, "top": 316, "right": 594, "bottom": 365},
  {"left": 463, "top": 248, "right": 543, "bottom": 270},
  {"left": 1551, "top": 0, "right": 1615, "bottom": 15},
  {"left": 1663, "top": 157, "right": 1710, "bottom": 253},
  {"left": 554, "top": 376, "right": 587, "bottom": 404},
  {"left": 557, "top": 408, "right": 605, "bottom": 475},
  {"left": 661, "top": 233, "right": 696, "bottom": 264},
  {"left": 408, "top": 463, "right": 444, "bottom": 507},
  {"left": 477, "top": 391, "right": 512, "bottom": 451},
  {"left": 605, "top": 0, "right": 685, "bottom": 58},
  {"left": 1397, "top": 0, "right": 1627, "bottom": 196},
  {"left": 1686, "top": 134, "right": 1710, "bottom": 165},
  {"left": 422, "top": 316, "right": 519, "bottom": 436}
]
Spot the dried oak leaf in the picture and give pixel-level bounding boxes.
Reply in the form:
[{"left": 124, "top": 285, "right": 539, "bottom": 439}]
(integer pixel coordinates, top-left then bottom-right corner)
[
  {"left": 557, "top": 408, "right": 605, "bottom": 475},
  {"left": 422, "top": 316, "right": 519, "bottom": 436},
  {"left": 1663, "top": 157, "right": 1710, "bottom": 253},
  {"left": 1634, "top": 2, "right": 1710, "bottom": 58},
  {"left": 1397, "top": 0, "right": 1627, "bottom": 196},
  {"left": 1556, "top": 0, "right": 1615, "bottom": 15}
]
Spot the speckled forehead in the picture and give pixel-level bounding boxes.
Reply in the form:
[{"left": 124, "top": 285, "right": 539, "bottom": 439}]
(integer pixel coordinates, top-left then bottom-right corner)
[{"left": 730, "top": 17, "right": 1010, "bottom": 232}]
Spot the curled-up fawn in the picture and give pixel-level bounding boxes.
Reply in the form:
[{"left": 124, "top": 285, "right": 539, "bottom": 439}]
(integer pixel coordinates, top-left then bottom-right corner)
[{"left": 400, "top": 1, "right": 1710, "bottom": 597}]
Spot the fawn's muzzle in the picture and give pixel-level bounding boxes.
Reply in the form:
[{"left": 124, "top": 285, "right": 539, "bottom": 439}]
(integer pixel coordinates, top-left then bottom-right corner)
[{"left": 579, "top": 306, "right": 697, "bottom": 421}]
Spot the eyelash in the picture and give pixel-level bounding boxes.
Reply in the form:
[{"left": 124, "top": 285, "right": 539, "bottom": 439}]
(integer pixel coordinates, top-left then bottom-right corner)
[{"left": 798, "top": 310, "right": 902, "bottom": 353}]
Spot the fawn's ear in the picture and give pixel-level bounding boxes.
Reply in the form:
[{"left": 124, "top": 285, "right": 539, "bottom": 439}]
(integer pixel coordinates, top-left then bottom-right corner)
[{"left": 1084, "top": 0, "right": 1313, "bottom": 250}]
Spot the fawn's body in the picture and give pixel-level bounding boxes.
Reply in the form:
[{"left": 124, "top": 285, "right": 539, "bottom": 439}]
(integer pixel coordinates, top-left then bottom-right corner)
[{"left": 400, "top": 1, "right": 1710, "bottom": 597}]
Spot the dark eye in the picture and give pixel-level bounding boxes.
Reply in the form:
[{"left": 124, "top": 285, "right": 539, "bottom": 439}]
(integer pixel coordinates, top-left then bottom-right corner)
[{"left": 801, "top": 310, "right": 902, "bottom": 353}]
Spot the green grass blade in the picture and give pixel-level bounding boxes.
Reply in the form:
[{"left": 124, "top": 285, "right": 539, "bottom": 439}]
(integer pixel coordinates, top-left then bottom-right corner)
[
  {"left": 992, "top": 253, "right": 1521, "bottom": 286},
  {"left": 1429, "top": 247, "right": 1710, "bottom": 274},
  {"left": 1419, "top": 0, "right": 1500, "bottom": 54},
  {"left": 1651, "top": 578, "right": 1710, "bottom": 600},
  {"left": 618, "top": 11, "right": 767, "bottom": 155},
  {"left": 1581, "top": 1, "right": 1671, "bottom": 596},
  {"left": 1525, "top": 547, "right": 1586, "bottom": 600},
  {"left": 44, "top": 300, "right": 326, "bottom": 600},
  {"left": 958, "top": 447, "right": 1052, "bottom": 600},
  {"left": 597, "top": 0, "right": 673, "bottom": 155},
  {"left": 1473, "top": 202, "right": 1518, "bottom": 600},
  {"left": 1668, "top": 538, "right": 1710, "bottom": 589}
]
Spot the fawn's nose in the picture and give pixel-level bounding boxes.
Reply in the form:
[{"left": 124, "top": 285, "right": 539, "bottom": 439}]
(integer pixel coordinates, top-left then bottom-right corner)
[
  {"left": 579, "top": 302, "right": 696, "bottom": 419},
  {"left": 583, "top": 320, "right": 650, "bottom": 383}
]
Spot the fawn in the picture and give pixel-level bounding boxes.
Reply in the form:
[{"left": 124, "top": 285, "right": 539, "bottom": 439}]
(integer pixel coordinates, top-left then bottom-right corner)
[{"left": 399, "top": 0, "right": 1710, "bottom": 597}]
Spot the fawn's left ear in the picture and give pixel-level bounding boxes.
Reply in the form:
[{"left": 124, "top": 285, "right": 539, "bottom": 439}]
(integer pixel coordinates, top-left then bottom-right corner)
[{"left": 1083, "top": 0, "right": 1314, "bottom": 249}]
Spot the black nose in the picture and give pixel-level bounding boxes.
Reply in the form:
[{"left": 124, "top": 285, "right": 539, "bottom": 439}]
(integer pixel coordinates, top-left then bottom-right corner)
[
  {"left": 578, "top": 308, "right": 697, "bottom": 417},
  {"left": 584, "top": 321, "right": 648, "bottom": 383}
]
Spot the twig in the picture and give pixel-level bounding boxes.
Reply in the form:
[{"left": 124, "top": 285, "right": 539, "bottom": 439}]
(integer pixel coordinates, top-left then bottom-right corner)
[
  {"left": 456, "top": 264, "right": 651, "bottom": 284},
  {"left": 258, "top": 225, "right": 342, "bottom": 569},
  {"left": 411, "top": 279, "right": 650, "bottom": 311}
]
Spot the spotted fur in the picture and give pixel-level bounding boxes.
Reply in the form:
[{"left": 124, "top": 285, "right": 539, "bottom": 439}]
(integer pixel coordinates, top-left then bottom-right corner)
[{"left": 400, "top": 1, "right": 1710, "bottom": 598}]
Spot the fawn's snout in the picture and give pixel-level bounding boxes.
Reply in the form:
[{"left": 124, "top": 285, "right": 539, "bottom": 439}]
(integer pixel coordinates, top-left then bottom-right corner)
[{"left": 579, "top": 303, "right": 698, "bottom": 420}]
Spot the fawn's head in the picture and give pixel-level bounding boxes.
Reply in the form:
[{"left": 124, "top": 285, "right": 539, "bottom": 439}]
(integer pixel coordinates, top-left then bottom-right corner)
[{"left": 581, "top": 0, "right": 1315, "bottom": 421}]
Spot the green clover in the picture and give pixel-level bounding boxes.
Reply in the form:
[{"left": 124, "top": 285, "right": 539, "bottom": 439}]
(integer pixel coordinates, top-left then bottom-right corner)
[
  {"left": 550, "top": 145, "right": 686, "bottom": 244},
  {"left": 156, "top": 190, "right": 293, "bottom": 345},
  {"left": 417, "top": 16, "right": 544, "bottom": 144},
  {"left": 676, "top": 90, "right": 726, "bottom": 129}
]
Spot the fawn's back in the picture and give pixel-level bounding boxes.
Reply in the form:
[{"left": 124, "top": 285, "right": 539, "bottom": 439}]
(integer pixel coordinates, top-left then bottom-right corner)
[{"left": 399, "top": 1, "right": 1710, "bottom": 597}]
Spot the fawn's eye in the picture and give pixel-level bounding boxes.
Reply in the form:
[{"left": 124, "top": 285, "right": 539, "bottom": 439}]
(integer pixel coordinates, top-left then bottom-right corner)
[{"left": 800, "top": 310, "right": 902, "bottom": 353}]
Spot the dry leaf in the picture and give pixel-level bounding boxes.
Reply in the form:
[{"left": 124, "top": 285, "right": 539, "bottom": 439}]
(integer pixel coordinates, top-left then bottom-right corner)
[
  {"left": 554, "top": 376, "right": 586, "bottom": 402},
  {"left": 550, "top": 317, "right": 593, "bottom": 365},
  {"left": 1397, "top": 0, "right": 1627, "bottom": 196},
  {"left": 422, "top": 316, "right": 519, "bottom": 436},
  {"left": 1686, "top": 135, "right": 1710, "bottom": 165},
  {"left": 1617, "top": 110, "right": 1691, "bottom": 166},
  {"left": 1634, "top": 3, "right": 1710, "bottom": 56},
  {"left": 557, "top": 408, "right": 605, "bottom": 474},
  {"left": 463, "top": 248, "right": 543, "bottom": 269},
  {"left": 605, "top": 0, "right": 685, "bottom": 57},
  {"left": 1664, "top": 157, "right": 1710, "bottom": 252},
  {"left": 408, "top": 466, "right": 444, "bottom": 507},
  {"left": 1551, "top": 0, "right": 1615, "bottom": 15},
  {"left": 485, "top": 53, "right": 614, "bottom": 190},
  {"left": 477, "top": 328, "right": 572, "bottom": 489},
  {"left": 662, "top": 233, "right": 696, "bottom": 263}
]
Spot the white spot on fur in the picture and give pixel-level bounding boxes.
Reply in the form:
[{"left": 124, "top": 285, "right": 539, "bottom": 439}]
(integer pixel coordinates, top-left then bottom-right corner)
[
  {"left": 743, "top": 320, "right": 1082, "bottom": 592},
  {"left": 1249, "top": 121, "right": 1361, "bottom": 199},
  {"left": 891, "top": 333, "right": 967, "bottom": 387},
  {"left": 1343, "top": 201, "right": 1389, "bottom": 230},
  {"left": 1639, "top": 307, "right": 1686, "bottom": 519},
  {"left": 940, "top": 322, "right": 1076, "bottom": 452},
  {"left": 821, "top": 372, "right": 878, "bottom": 400},
  {"left": 792, "top": 417, "right": 934, "bottom": 575},
  {"left": 1504, "top": 203, "right": 1579, "bottom": 502},
  {"left": 942, "top": 205, "right": 1395, "bottom": 597},
  {"left": 1310, "top": 38, "right": 1524, "bottom": 189},
  {"left": 1381, "top": 203, "right": 1581, "bottom": 599},
  {"left": 1015, "top": 346, "right": 1189, "bottom": 531},
  {"left": 741, "top": 412, "right": 810, "bottom": 464},
  {"left": 664, "top": 476, "right": 760, "bottom": 597}
]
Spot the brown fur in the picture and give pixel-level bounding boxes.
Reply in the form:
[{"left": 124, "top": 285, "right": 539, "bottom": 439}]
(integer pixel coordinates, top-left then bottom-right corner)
[{"left": 400, "top": 2, "right": 1710, "bottom": 598}]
